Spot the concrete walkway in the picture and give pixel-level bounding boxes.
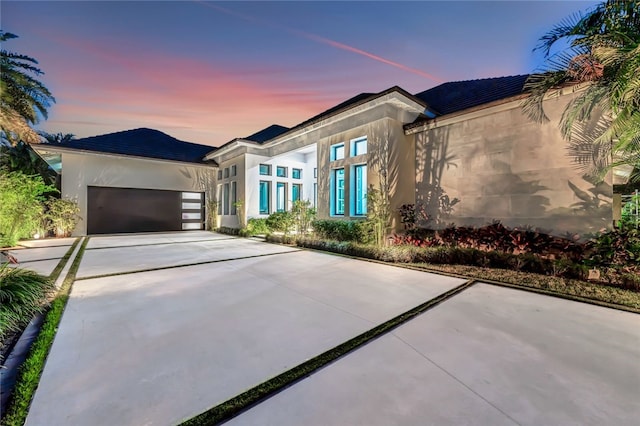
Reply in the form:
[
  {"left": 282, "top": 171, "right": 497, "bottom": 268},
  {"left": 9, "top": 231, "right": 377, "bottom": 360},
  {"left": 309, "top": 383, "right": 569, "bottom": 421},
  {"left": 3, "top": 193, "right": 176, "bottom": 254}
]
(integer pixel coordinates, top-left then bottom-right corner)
[
  {"left": 21, "top": 232, "right": 640, "bottom": 425},
  {"left": 6, "top": 237, "right": 76, "bottom": 276}
]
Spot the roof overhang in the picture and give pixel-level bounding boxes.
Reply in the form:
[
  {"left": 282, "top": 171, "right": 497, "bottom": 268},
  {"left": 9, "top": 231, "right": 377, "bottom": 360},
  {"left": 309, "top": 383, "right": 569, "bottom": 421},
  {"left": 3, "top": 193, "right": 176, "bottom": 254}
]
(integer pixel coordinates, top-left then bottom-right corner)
[{"left": 32, "top": 144, "right": 218, "bottom": 169}]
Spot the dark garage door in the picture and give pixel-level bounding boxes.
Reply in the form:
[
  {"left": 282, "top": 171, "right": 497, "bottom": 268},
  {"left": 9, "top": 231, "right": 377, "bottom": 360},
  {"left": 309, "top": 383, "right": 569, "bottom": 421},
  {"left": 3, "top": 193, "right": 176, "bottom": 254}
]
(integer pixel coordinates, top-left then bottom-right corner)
[{"left": 87, "top": 186, "right": 203, "bottom": 234}]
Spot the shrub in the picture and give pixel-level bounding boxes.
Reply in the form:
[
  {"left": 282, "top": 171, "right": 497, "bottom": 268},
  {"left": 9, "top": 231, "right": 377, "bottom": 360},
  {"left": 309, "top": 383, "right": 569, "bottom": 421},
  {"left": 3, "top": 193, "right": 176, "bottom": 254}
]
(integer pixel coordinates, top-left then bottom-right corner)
[
  {"left": 266, "top": 211, "right": 295, "bottom": 234},
  {"left": 0, "top": 264, "right": 54, "bottom": 341},
  {"left": 207, "top": 200, "right": 219, "bottom": 230},
  {"left": 0, "top": 171, "right": 56, "bottom": 247},
  {"left": 291, "top": 200, "right": 316, "bottom": 235},
  {"left": 242, "top": 218, "right": 270, "bottom": 236},
  {"left": 45, "top": 198, "right": 81, "bottom": 237},
  {"left": 311, "top": 219, "right": 371, "bottom": 243},
  {"left": 584, "top": 224, "right": 640, "bottom": 267}
]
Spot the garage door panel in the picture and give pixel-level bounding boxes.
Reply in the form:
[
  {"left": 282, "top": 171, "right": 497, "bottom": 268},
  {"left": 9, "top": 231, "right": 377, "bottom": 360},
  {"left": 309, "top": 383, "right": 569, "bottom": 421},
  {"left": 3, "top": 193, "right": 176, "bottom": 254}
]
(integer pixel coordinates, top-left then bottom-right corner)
[{"left": 87, "top": 187, "right": 184, "bottom": 234}]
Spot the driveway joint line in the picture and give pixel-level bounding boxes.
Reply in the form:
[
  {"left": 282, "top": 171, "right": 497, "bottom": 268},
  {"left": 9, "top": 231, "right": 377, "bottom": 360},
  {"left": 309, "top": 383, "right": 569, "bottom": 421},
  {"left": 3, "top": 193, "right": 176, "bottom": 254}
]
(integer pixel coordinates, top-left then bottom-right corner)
[
  {"left": 75, "top": 250, "right": 302, "bottom": 281},
  {"left": 180, "top": 279, "right": 477, "bottom": 426},
  {"left": 84, "top": 237, "right": 239, "bottom": 251},
  {"left": 392, "top": 333, "right": 522, "bottom": 426}
]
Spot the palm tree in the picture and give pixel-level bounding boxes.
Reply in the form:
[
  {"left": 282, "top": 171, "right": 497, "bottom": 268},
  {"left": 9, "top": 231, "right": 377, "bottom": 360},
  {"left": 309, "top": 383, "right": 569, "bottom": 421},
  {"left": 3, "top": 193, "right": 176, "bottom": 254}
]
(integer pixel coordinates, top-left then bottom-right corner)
[
  {"left": 523, "top": 0, "right": 640, "bottom": 183},
  {"left": 39, "top": 131, "right": 75, "bottom": 144},
  {"left": 0, "top": 31, "right": 55, "bottom": 144}
]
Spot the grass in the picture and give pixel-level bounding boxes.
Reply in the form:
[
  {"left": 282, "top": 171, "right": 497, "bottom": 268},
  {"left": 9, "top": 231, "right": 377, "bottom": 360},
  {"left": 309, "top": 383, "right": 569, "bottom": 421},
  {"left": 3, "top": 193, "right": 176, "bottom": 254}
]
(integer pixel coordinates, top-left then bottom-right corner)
[
  {"left": 0, "top": 239, "right": 79, "bottom": 346},
  {"left": 286, "top": 237, "right": 640, "bottom": 313},
  {"left": 1, "top": 237, "right": 89, "bottom": 426},
  {"left": 410, "top": 263, "right": 640, "bottom": 312},
  {"left": 0, "top": 267, "right": 54, "bottom": 343},
  {"left": 180, "top": 279, "right": 475, "bottom": 426}
]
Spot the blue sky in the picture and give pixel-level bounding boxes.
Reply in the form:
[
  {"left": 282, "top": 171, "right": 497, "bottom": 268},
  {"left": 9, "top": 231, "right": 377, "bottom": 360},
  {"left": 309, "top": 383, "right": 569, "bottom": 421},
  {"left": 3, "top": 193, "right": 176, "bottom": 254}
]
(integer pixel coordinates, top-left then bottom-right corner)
[{"left": 3, "top": 1, "right": 599, "bottom": 146}]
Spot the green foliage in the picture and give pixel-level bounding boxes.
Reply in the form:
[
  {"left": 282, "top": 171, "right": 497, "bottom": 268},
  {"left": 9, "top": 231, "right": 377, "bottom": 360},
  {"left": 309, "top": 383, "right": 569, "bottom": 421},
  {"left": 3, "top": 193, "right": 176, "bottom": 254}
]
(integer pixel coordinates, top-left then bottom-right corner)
[
  {"left": 207, "top": 200, "right": 219, "bottom": 231},
  {"left": 291, "top": 200, "right": 316, "bottom": 235},
  {"left": 312, "top": 219, "right": 371, "bottom": 243},
  {"left": 585, "top": 224, "right": 640, "bottom": 268},
  {"left": 234, "top": 199, "right": 245, "bottom": 228},
  {"left": 0, "top": 170, "right": 56, "bottom": 247},
  {"left": 216, "top": 226, "right": 240, "bottom": 236},
  {"left": 365, "top": 186, "right": 391, "bottom": 247},
  {"left": 241, "top": 218, "right": 270, "bottom": 237},
  {"left": 265, "top": 211, "right": 295, "bottom": 234},
  {"left": 45, "top": 198, "right": 81, "bottom": 237},
  {"left": 619, "top": 192, "right": 639, "bottom": 228},
  {"left": 523, "top": 1, "right": 640, "bottom": 182},
  {"left": 1, "top": 31, "right": 55, "bottom": 144},
  {"left": 1, "top": 237, "right": 88, "bottom": 426},
  {"left": 0, "top": 264, "right": 54, "bottom": 342},
  {"left": 0, "top": 141, "right": 57, "bottom": 186}
]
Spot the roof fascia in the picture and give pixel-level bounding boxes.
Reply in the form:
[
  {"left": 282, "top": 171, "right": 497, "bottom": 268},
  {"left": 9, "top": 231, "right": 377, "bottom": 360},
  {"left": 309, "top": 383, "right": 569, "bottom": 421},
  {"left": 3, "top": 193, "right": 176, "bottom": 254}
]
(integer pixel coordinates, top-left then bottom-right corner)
[{"left": 32, "top": 144, "right": 218, "bottom": 169}]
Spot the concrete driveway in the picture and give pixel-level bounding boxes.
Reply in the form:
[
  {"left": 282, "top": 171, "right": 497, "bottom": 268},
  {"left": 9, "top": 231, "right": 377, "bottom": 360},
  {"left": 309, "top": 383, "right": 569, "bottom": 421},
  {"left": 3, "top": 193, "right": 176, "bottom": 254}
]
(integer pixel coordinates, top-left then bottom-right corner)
[{"left": 23, "top": 232, "right": 640, "bottom": 426}]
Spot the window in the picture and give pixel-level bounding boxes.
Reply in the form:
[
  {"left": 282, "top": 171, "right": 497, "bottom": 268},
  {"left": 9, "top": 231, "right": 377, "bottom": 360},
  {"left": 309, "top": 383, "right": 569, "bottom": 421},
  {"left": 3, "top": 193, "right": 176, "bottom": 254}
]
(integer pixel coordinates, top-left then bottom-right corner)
[
  {"left": 231, "top": 165, "right": 237, "bottom": 177},
  {"left": 259, "top": 164, "right": 271, "bottom": 176},
  {"left": 313, "top": 183, "right": 317, "bottom": 207},
  {"left": 276, "top": 182, "right": 286, "bottom": 212},
  {"left": 259, "top": 181, "right": 270, "bottom": 214},
  {"left": 224, "top": 168, "right": 229, "bottom": 178},
  {"left": 217, "top": 185, "right": 222, "bottom": 214},
  {"left": 217, "top": 170, "right": 222, "bottom": 180},
  {"left": 351, "top": 137, "right": 367, "bottom": 156},
  {"left": 292, "top": 168, "right": 302, "bottom": 179},
  {"left": 223, "top": 183, "right": 230, "bottom": 215},
  {"left": 331, "top": 168, "right": 345, "bottom": 215},
  {"left": 314, "top": 167, "right": 317, "bottom": 178},
  {"left": 330, "top": 143, "right": 345, "bottom": 161},
  {"left": 276, "top": 166, "right": 287, "bottom": 177},
  {"left": 292, "top": 184, "right": 301, "bottom": 202},
  {"left": 231, "top": 181, "right": 237, "bottom": 215},
  {"left": 352, "top": 164, "right": 367, "bottom": 216}
]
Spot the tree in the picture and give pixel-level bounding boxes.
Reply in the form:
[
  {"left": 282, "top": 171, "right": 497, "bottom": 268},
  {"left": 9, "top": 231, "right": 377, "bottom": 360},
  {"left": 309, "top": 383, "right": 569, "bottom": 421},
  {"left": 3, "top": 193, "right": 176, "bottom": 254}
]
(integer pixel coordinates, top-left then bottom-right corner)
[
  {"left": 523, "top": 0, "right": 640, "bottom": 182},
  {"left": 0, "top": 31, "right": 55, "bottom": 144},
  {"left": 39, "top": 131, "right": 74, "bottom": 144}
]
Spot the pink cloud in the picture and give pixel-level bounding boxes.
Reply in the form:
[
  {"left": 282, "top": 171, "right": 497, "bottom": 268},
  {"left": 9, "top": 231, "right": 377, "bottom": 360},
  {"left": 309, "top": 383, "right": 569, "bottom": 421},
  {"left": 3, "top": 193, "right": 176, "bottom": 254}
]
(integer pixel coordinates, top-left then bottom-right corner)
[{"left": 39, "top": 31, "right": 348, "bottom": 144}]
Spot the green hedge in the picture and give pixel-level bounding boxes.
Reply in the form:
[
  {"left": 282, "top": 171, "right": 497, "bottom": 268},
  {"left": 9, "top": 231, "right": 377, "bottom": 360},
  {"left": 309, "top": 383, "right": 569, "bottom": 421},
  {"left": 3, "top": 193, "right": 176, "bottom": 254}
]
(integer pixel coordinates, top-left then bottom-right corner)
[{"left": 311, "top": 219, "right": 371, "bottom": 243}]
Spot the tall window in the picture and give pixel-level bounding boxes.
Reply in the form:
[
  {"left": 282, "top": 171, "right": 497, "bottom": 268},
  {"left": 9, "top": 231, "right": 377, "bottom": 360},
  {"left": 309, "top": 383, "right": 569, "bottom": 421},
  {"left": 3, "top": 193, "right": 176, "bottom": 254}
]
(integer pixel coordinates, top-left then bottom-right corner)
[
  {"left": 330, "top": 143, "right": 345, "bottom": 161},
  {"left": 276, "top": 166, "right": 287, "bottom": 177},
  {"left": 352, "top": 165, "right": 367, "bottom": 216},
  {"left": 259, "top": 164, "right": 271, "bottom": 176},
  {"left": 217, "top": 185, "right": 222, "bottom": 214},
  {"left": 231, "top": 181, "right": 237, "bottom": 215},
  {"left": 259, "top": 181, "right": 270, "bottom": 214},
  {"left": 331, "top": 168, "right": 345, "bottom": 215},
  {"left": 231, "top": 165, "right": 237, "bottom": 177},
  {"left": 313, "top": 183, "right": 317, "bottom": 207},
  {"left": 223, "top": 183, "right": 230, "bottom": 215},
  {"left": 224, "top": 168, "right": 229, "bottom": 178},
  {"left": 351, "top": 137, "right": 367, "bottom": 156},
  {"left": 276, "top": 182, "right": 286, "bottom": 212},
  {"left": 292, "top": 184, "right": 301, "bottom": 202}
]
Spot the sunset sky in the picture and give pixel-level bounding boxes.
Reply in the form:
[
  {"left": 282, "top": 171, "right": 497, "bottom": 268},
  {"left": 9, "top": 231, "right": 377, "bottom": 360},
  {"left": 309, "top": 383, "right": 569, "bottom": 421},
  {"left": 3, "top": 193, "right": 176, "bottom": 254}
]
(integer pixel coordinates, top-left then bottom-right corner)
[{"left": 4, "top": 0, "right": 599, "bottom": 147}]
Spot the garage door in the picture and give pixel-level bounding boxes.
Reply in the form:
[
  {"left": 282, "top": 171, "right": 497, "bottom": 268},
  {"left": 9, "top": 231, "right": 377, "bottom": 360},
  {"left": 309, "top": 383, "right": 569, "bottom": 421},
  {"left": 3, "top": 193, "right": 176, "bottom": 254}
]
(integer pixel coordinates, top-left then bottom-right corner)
[{"left": 87, "top": 186, "right": 204, "bottom": 234}]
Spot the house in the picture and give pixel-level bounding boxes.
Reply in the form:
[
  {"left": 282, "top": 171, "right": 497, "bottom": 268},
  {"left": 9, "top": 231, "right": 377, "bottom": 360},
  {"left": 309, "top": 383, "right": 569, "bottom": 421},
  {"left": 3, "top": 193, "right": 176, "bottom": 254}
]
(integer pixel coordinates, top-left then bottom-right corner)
[{"left": 33, "top": 75, "right": 615, "bottom": 237}]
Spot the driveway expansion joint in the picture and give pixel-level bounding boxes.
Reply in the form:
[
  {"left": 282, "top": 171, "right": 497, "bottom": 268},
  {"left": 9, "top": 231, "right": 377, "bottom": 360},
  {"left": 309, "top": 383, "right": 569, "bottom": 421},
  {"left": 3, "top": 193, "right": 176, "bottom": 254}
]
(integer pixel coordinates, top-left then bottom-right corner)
[
  {"left": 179, "top": 279, "right": 476, "bottom": 426},
  {"left": 75, "top": 249, "right": 302, "bottom": 281},
  {"left": 84, "top": 237, "right": 239, "bottom": 251}
]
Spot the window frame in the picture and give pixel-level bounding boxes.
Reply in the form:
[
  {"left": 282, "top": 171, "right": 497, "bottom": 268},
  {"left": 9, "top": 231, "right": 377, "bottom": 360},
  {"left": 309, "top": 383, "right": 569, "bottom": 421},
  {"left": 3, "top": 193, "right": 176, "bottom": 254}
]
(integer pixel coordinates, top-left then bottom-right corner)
[
  {"left": 259, "top": 181, "right": 270, "bottom": 215},
  {"left": 352, "top": 164, "right": 367, "bottom": 216},
  {"left": 351, "top": 136, "right": 367, "bottom": 157},
  {"left": 276, "top": 166, "right": 288, "bottom": 178},
  {"left": 331, "top": 168, "right": 345, "bottom": 216},
  {"left": 259, "top": 164, "right": 271, "bottom": 176},
  {"left": 276, "top": 182, "right": 287, "bottom": 212},
  {"left": 292, "top": 168, "right": 302, "bottom": 179},
  {"left": 330, "top": 143, "right": 345, "bottom": 161}
]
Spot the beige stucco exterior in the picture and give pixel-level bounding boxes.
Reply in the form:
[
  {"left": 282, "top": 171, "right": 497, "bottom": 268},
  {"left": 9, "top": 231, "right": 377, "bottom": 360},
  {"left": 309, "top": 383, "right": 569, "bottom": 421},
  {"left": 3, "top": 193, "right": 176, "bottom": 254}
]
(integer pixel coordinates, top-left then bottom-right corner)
[
  {"left": 407, "top": 93, "right": 613, "bottom": 236},
  {"left": 33, "top": 147, "right": 216, "bottom": 235}
]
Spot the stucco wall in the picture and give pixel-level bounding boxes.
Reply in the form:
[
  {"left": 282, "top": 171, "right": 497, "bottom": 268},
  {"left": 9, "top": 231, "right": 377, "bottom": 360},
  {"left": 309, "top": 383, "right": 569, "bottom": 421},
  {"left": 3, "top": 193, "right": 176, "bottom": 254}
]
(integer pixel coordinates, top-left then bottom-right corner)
[
  {"left": 411, "top": 95, "right": 613, "bottom": 236},
  {"left": 59, "top": 151, "right": 216, "bottom": 235}
]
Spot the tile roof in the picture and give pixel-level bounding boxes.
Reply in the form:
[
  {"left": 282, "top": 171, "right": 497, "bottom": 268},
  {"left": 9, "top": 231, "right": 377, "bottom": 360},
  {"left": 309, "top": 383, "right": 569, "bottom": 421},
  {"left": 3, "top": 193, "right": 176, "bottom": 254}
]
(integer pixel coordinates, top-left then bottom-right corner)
[
  {"left": 51, "top": 128, "right": 216, "bottom": 165},
  {"left": 415, "top": 75, "right": 530, "bottom": 116},
  {"left": 245, "top": 124, "right": 290, "bottom": 143}
]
